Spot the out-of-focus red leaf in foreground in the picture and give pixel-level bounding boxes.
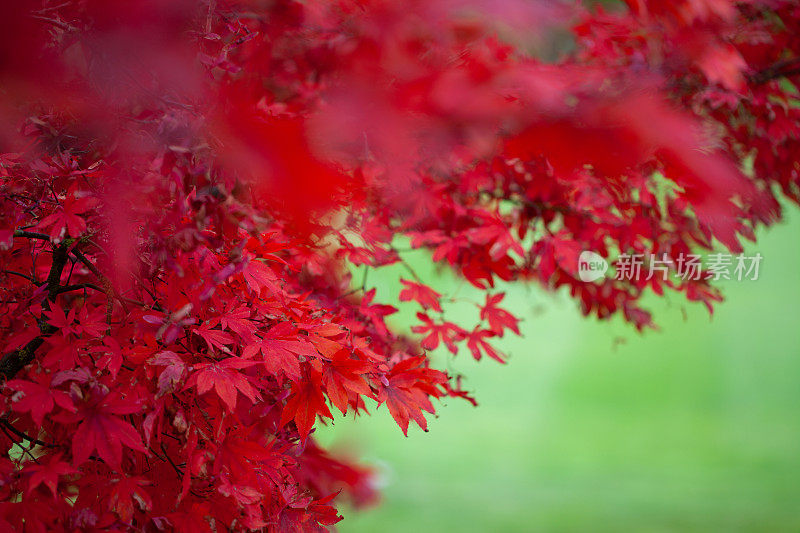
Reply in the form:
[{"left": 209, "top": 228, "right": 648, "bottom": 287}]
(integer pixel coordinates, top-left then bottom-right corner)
[{"left": 0, "top": 0, "right": 799, "bottom": 530}]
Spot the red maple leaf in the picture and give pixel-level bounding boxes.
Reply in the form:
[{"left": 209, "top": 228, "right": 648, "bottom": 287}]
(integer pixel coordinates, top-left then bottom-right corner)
[
  {"left": 399, "top": 279, "right": 443, "bottom": 312},
  {"left": 36, "top": 191, "right": 97, "bottom": 243},
  {"left": 479, "top": 293, "right": 520, "bottom": 336},
  {"left": 411, "top": 313, "right": 465, "bottom": 354},
  {"left": 465, "top": 328, "right": 506, "bottom": 363},
  {"left": 70, "top": 390, "right": 147, "bottom": 469},
  {"left": 219, "top": 305, "right": 256, "bottom": 342},
  {"left": 359, "top": 289, "right": 398, "bottom": 337},
  {"left": 187, "top": 357, "right": 260, "bottom": 411},
  {"left": 149, "top": 350, "right": 187, "bottom": 398},
  {"left": 0, "top": 0, "right": 797, "bottom": 528},
  {"left": 5, "top": 374, "right": 75, "bottom": 426},
  {"left": 43, "top": 302, "right": 78, "bottom": 337},
  {"left": 466, "top": 221, "right": 525, "bottom": 261},
  {"left": 319, "top": 349, "right": 372, "bottom": 414},
  {"left": 193, "top": 320, "right": 235, "bottom": 352},
  {"left": 24, "top": 452, "right": 76, "bottom": 498},
  {"left": 251, "top": 322, "right": 320, "bottom": 382},
  {"left": 2, "top": 324, "right": 40, "bottom": 352},
  {"left": 242, "top": 259, "right": 280, "bottom": 295},
  {"left": 109, "top": 476, "right": 153, "bottom": 522},
  {"left": 378, "top": 356, "right": 447, "bottom": 436},
  {"left": 280, "top": 372, "right": 333, "bottom": 440}
]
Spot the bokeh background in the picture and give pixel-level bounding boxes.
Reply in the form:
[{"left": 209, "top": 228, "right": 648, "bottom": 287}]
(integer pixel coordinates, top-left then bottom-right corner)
[{"left": 318, "top": 208, "right": 800, "bottom": 532}]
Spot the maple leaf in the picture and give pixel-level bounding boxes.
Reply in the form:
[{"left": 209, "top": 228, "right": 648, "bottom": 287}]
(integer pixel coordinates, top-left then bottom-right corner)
[
  {"left": 76, "top": 305, "right": 108, "bottom": 338},
  {"left": 6, "top": 375, "right": 75, "bottom": 426},
  {"left": 250, "top": 322, "right": 319, "bottom": 382},
  {"left": 378, "top": 356, "right": 447, "bottom": 436},
  {"left": 2, "top": 325, "right": 40, "bottom": 352},
  {"left": 307, "top": 493, "right": 344, "bottom": 526},
  {"left": 399, "top": 279, "right": 443, "bottom": 312},
  {"left": 280, "top": 372, "right": 333, "bottom": 440},
  {"left": 187, "top": 357, "right": 260, "bottom": 411},
  {"left": 108, "top": 476, "right": 153, "bottom": 522},
  {"left": 319, "top": 349, "right": 372, "bottom": 414},
  {"left": 149, "top": 351, "right": 187, "bottom": 397},
  {"left": 258, "top": 339, "right": 305, "bottom": 382},
  {"left": 41, "top": 334, "right": 83, "bottom": 371},
  {"left": 697, "top": 43, "right": 747, "bottom": 91},
  {"left": 411, "top": 313, "right": 465, "bottom": 354},
  {"left": 71, "top": 391, "right": 147, "bottom": 469},
  {"left": 215, "top": 427, "right": 284, "bottom": 481},
  {"left": 193, "top": 320, "right": 235, "bottom": 352},
  {"left": 242, "top": 259, "right": 280, "bottom": 295},
  {"left": 166, "top": 503, "right": 214, "bottom": 533},
  {"left": 466, "top": 221, "right": 525, "bottom": 261},
  {"left": 93, "top": 336, "right": 124, "bottom": 378},
  {"left": 465, "top": 328, "right": 506, "bottom": 363},
  {"left": 219, "top": 305, "right": 256, "bottom": 341},
  {"left": 479, "top": 293, "right": 520, "bottom": 336},
  {"left": 303, "top": 322, "right": 346, "bottom": 359},
  {"left": 359, "top": 289, "right": 398, "bottom": 337},
  {"left": 35, "top": 191, "right": 98, "bottom": 243},
  {"left": 1, "top": 0, "right": 798, "bottom": 528},
  {"left": 218, "top": 471, "right": 263, "bottom": 506},
  {"left": 24, "top": 453, "right": 76, "bottom": 498},
  {"left": 43, "top": 302, "right": 78, "bottom": 337},
  {"left": 142, "top": 304, "right": 196, "bottom": 345}
]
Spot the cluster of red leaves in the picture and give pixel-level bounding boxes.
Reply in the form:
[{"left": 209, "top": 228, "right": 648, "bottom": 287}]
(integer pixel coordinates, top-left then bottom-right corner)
[{"left": 0, "top": 0, "right": 798, "bottom": 531}]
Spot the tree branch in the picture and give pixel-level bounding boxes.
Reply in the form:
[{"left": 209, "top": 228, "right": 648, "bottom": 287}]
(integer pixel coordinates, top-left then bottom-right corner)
[
  {"left": 13, "top": 230, "right": 51, "bottom": 241},
  {"left": 71, "top": 249, "right": 114, "bottom": 329},
  {"left": 58, "top": 282, "right": 104, "bottom": 294},
  {"left": 0, "top": 419, "right": 58, "bottom": 448},
  {"left": 0, "top": 243, "right": 69, "bottom": 379},
  {"left": 750, "top": 57, "right": 800, "bottom": 85}
]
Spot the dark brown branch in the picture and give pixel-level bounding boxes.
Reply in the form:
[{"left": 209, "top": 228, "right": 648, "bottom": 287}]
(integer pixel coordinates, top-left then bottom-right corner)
[
  {"left": 71, "top": 249, "right": 114, "bottom": 329},
  {"left": 57, "top": 269, "right": 147, "bottom": 309},
  {"left": 750, "top": 57, "right": 800, "bottom": 85},
  {"left": 58, "top": 282, "right": 104, "bottom": 294},
  {"left": 13, "top": 230, "right": 51, "bottom": 241},
  {"left": 70, "top": 249, "right": 102, "bottom": 279},
  {"left": 0, "top": 424, "right": 40, "bottom": 463},
  {"left": 45, "top": 244, "right": 70, "bottom": 302},
  {"left": 3, "top": 270, "right": 39, "bottom": 284},
  {"left": 0, "top": 243, "right": 69, "bottom": 379},
  {"left": 0, "top": 419, "right": 58, "bottom": 448},
  {"left": 0, "top": 337, "right": 45, "bottom": 381},
  {"left": 161, "top": 442, "right": 185, "bottom": 476}
]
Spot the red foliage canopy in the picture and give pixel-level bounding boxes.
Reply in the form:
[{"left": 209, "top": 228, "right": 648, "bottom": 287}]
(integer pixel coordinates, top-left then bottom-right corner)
[{"left": 0, "top": 0, "right": 798, "bottom": 530}]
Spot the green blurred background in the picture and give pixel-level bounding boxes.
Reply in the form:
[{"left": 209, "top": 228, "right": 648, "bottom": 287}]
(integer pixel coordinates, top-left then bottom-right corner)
[{"left": 318, "top": 209, "right": 800, "bottom": 532}]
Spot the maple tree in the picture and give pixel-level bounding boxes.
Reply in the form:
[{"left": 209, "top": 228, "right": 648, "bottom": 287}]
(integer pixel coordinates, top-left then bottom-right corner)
[{"left": 0, "top": 0, "right": 799, "bottom": 530}]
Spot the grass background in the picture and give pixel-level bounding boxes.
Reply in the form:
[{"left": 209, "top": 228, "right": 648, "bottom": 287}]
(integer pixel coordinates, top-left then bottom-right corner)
[{"left": 317, "top": 208, "right": 800, "bottom": 532}]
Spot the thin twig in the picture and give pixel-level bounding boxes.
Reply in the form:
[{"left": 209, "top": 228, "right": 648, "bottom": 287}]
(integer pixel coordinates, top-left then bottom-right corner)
[
  {"left": 71, "top": 249, "right": 114, "bottom": 330},
  {"left": 13, "top": 230, "right": 51, "bottom": 241},
  {"left": 29, "top": 14, "right": 76, "bottom": 32},
  {"left": 58, "top": 283, "right": 104, "bottom": 294},
  {"left": 0, "top": 419, "right": 58, "bottom": 448},
  {"left": 3, "top": 270, "right": 39, "bottom": 284}
]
